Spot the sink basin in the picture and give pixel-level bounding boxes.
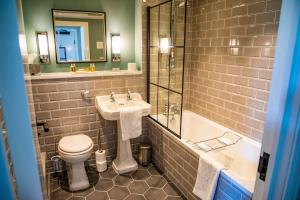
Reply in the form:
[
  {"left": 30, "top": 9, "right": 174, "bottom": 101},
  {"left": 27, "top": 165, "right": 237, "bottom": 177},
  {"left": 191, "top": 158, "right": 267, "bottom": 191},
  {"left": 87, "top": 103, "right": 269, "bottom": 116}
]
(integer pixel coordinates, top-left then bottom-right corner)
[
  {"left": 95, "top": 93, "right": 151, "bottom": 120},
  {"left": 95, "top": 93, "right": 151, "bottom": 174}
]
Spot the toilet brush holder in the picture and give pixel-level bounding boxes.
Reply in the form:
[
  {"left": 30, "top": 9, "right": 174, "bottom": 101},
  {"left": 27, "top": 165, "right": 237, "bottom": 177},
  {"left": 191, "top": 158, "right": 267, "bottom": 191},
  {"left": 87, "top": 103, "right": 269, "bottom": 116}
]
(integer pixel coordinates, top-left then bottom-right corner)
[{"left": 95, "top": 150, "right": 107, "bottom": 172}]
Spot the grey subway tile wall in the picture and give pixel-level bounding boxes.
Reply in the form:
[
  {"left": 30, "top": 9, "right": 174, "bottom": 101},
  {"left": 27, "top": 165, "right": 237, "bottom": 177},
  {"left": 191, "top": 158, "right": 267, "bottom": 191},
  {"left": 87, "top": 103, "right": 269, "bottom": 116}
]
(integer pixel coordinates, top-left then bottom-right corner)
[
  {"left": 184, "top": 0, "right": 281, "bottom": 141},
  {"left": 32, "top": 76, "right": 148, "bottom": 173}
]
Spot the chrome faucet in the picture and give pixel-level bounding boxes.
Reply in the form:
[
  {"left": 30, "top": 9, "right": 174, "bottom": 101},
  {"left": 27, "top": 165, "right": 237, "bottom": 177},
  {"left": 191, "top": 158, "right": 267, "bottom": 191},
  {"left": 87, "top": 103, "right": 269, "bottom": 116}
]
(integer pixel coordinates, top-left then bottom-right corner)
[
  {"left": 163, "top": 103, "right": 180, "bottom": 118},
  {"left": 127, "top": 89, "right": 132, "bottom": 101},
  {"left": 110, "top": 91, "right": 116, "bottom": 102}
]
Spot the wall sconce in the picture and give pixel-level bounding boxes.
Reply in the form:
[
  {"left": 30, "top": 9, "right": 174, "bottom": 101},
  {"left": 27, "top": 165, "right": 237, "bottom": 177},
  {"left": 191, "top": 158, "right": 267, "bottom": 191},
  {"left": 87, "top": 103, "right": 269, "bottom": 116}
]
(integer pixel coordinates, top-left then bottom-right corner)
[
  {"left": 111, "top": 33, "right": 121, "bottom": 62},
  {"left": 160, "top": 37, "right": 169, "bottom": 54},
  {"left": 36, "top": 31, "right": 50, "bottom": 64}
]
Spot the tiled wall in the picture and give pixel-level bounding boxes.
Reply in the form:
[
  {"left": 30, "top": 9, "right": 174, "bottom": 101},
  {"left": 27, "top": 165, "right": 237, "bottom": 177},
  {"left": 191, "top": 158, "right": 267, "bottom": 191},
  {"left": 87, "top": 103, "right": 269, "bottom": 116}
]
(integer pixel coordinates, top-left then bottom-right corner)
[
  {"left": 32, "top": 75, "right": 148, "bottom": 173},
  {"left": 26, "top": 77, "right": 49, "bottom": 199},
  {"left": 185, "top": 0, "right": 281, "bottom": 141},
  {"left": 148, "top": 119, "right": 200, "bottom": 200}
]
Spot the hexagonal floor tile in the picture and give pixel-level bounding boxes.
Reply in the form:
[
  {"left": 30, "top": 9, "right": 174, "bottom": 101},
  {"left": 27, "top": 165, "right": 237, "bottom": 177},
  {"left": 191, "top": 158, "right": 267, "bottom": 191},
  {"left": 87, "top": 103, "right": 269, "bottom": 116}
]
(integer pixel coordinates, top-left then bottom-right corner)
[
  {"left": 114, "top": 174, "right": 133, "bottom": 186},
  {"left": 138, "top": 163, "right": 152, "bottom": 170},
  {"left": 163, "top": 183, "right": 181, "bottom": 196},
  {"left": 68, "top": 197, "right": 85, "bottom": 200},
  {"left": 100, "top": 168, "right": 118, "bottom": 179},
  {"left": 51, "top": 188, "right": 72, "bottom": 200},
  {"left": 73, "top": 186, "right": 94, "bottom": 197},
  {"left": 95, "top": 178, "right": 114, "bottom": 191},
  {"left": 146, "top": 176, "right": 167, "bottom": 188},
  {"left": 108, "top": 186, "right": 130, "bottom": 200},
  {"left": 165, "top": 196, "right": 184, "bottom": 200},
  {"left": 148, "top": 166, "right": 161, "bottom": 175},
  {"left": 144, "top": 188, "right": 167, "bottom": 200},
  {"left": 125, "top": 194, "right": 146, "bottom": 200},
  {"left": 128, "top": 181, "right": 149, "bottom": 194},
  {"left": 86, "top": 191, "right": 109, "bottom": 200},
  {"left": 132, "top": 169, "right": 151, "bottom": 180}
]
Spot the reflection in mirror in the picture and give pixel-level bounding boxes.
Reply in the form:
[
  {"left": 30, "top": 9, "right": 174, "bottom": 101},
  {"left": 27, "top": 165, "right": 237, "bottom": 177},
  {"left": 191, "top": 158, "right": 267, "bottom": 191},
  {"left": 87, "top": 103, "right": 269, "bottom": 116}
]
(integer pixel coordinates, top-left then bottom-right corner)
[{"left": 52, "top": 10, "right": 107, "bottom": 63}]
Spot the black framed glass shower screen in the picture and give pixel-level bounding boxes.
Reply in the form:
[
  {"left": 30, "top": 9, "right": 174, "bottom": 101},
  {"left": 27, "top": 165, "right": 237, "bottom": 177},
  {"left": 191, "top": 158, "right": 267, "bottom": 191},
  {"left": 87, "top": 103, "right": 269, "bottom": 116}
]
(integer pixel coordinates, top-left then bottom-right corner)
[{"left": 147, "top": 0, "right": 187, "bottom": 139}]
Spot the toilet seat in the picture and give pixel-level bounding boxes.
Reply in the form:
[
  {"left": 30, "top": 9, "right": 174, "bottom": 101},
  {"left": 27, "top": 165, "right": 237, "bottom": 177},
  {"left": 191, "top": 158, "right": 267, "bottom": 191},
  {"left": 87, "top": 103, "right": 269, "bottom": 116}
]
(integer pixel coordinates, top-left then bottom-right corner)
[
  {"left": 58, "top": 145, "right": 93, "bottom": 156},
  {"left": 58, "top": 134, "right": 93, "bottom": 154}
]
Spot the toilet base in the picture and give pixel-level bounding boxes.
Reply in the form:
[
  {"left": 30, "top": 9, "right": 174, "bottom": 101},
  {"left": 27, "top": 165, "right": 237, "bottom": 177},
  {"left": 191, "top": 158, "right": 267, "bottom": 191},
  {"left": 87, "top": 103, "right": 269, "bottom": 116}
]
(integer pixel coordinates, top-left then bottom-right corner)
[
  {"left": 112, "top": 159, "right": 138, "bottom": 174},
  {"left": 68, "top": 162, "right": 90, "bottom": 191}
]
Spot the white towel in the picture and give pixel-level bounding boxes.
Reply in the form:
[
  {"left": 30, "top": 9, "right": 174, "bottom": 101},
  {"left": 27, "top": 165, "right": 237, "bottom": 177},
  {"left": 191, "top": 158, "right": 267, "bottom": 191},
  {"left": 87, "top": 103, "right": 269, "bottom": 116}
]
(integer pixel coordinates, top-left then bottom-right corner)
[
  {"left": 119, "top": 106, "right": 143, "bottom": 141},
  {"left": 193, "top": 154, "right": 224, "bottom": 200}
]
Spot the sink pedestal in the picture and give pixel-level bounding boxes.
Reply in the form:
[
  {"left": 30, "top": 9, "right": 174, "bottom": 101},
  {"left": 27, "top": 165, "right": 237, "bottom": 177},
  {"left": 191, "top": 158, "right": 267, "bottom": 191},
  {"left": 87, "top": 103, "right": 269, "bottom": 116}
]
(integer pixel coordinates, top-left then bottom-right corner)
[{"left": 112, "top": 120, "right": 138, "bottom": 174}]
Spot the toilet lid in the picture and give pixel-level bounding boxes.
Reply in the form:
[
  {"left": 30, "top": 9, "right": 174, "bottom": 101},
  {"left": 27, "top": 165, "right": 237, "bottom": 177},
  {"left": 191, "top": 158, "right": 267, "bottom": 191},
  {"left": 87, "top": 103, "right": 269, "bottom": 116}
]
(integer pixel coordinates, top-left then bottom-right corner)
[{"left": 58, "top": 134, "right": 93, "bottom": 153}]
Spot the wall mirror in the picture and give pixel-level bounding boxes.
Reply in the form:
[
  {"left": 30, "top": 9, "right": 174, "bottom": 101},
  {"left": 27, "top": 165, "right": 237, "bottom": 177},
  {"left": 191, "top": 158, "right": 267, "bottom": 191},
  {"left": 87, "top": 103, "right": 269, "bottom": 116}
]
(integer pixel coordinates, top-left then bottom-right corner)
[{"left": 52, "top": 9, "right": 107, "bottom": 63}]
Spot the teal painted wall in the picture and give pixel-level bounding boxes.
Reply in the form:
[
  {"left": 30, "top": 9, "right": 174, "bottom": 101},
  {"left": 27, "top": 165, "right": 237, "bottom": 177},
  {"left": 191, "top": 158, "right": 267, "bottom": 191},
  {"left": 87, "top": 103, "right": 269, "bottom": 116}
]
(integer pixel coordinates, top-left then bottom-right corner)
[{"left": 22, "top": 0, "right": 136, "bottom": 72}]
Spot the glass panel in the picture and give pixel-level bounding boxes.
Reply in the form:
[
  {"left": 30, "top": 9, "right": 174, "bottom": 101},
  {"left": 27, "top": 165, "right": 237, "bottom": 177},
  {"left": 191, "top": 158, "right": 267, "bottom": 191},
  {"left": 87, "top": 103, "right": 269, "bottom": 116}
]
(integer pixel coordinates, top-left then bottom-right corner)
[
  {"left": 172, "top": 0, "right": 186, "bottom": 46},
  {"left": 169, "top": 47, "right": 184, "bottom": 93},
  {"left": 157, "top": 87, "right": 169, "bottom": 127},
  {"left": 158, "top": 2, "right": 171, "bottom": 89},
  {"left": 150, "top": 7, "right": 159, "bottom": 46},
  {"left": 150, "top": 47, "right": 159, "bottom": 84},
  {"left": 158, "top": 53, "right": 169, "bottom": 88},
  {"left": 149, "top": 84, "right": 158, "bottom": 120},
  {"left": 148, "top": 1, "right": 186, "bottom": 139},
  {"left": 168, "top": 91, "right": 182, "bottom": 136},
  {"left": 159, "top": 2, "right": 171, "bottom": 40}
]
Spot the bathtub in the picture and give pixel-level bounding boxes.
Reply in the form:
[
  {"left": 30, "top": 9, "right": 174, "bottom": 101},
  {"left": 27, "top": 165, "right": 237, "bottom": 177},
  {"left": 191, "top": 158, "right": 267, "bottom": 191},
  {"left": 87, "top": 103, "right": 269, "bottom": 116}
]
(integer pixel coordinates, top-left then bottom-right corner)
[{"left": 151, "top": 110, "right": 261, "bottom": 196}]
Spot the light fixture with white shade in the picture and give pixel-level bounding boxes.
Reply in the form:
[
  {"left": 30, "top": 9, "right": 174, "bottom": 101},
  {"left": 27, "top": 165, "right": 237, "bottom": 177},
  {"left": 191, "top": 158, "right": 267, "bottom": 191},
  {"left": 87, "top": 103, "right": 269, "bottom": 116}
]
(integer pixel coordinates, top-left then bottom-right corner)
[
  {"left": 111, "top": 33, "right": 121, "bottom": 62},
  {"left": 36, "top": 31, "right": 50, "bottom": 64}
]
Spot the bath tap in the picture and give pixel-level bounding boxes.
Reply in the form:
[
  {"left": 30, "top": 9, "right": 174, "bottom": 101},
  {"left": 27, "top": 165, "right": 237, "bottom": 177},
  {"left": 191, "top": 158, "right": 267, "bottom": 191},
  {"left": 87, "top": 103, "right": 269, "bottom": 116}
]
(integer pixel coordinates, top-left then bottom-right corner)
[
  {"left": 110, "top": 91, "right": 116, "bottom": 102},
  {"left": 170, "top": 104, "right": 180, "bottom": 114},
  {"left": 127, "top": 89, "right": 132, "bottom": 101},
  {"left": 163, "top": 103, "right": 180, "bottom": 118}
]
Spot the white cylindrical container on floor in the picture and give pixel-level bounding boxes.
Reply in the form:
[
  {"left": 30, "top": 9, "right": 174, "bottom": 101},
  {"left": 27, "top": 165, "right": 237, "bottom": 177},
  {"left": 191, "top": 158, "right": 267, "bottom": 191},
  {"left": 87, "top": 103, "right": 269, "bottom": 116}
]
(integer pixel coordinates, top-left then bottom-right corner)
[{"left": 95, "top": 150, "right": 107, "bottom": 172}]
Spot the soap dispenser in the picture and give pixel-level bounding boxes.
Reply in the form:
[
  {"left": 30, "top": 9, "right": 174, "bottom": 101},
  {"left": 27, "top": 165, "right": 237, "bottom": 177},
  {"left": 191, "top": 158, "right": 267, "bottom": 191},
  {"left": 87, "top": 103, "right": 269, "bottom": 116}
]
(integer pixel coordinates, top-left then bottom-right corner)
[{"left": 70, "top": 64, "right": 77, "bottom": 72}]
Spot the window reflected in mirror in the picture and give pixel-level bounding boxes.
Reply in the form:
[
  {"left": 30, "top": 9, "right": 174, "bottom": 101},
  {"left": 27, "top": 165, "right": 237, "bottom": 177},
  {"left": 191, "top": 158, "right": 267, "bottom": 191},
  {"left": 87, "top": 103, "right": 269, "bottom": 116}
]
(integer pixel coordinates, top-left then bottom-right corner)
[{"left": 52, "top": 10, "right": 107, "bottom": 63}]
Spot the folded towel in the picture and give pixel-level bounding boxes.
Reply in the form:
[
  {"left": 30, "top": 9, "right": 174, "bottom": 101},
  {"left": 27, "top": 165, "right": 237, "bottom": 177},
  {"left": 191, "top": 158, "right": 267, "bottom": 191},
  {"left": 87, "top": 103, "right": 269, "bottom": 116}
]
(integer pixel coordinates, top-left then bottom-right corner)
[
  {"left": 119, "top": 106, "right": 143, "bottom": 141},
  {"left": 193, "top": 154, "right": 224, "bottom": 200}
]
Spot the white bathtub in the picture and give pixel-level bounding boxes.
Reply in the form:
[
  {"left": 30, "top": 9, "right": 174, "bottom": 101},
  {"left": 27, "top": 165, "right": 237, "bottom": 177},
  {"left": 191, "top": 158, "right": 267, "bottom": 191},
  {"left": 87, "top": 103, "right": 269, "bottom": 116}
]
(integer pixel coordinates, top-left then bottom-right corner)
[{"left": 152, "top": 110, "right": 261, "bottom": 194}]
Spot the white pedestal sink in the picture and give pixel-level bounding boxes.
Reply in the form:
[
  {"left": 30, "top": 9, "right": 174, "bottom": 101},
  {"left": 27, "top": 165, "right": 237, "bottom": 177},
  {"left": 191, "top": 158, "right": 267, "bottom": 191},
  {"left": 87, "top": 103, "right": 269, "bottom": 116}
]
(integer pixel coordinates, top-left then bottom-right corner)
[{"left": 95, "top": 93, "right": 151, "bottom": 174}]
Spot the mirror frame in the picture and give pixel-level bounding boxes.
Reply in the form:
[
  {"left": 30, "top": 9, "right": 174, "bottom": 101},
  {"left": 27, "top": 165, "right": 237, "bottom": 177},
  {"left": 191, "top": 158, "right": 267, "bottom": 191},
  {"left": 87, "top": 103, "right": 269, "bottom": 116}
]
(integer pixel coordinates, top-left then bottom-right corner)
[{"left": 51, "top": 9, "right": 107, "bottom": 64}]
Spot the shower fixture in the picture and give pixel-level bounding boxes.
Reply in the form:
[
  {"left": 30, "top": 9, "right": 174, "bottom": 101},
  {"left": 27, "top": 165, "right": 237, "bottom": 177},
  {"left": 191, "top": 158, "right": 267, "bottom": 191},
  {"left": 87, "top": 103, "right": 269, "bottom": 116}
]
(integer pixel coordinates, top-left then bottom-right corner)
[{"left": 170, "top": 49, "right": 175, "bottom": 69}]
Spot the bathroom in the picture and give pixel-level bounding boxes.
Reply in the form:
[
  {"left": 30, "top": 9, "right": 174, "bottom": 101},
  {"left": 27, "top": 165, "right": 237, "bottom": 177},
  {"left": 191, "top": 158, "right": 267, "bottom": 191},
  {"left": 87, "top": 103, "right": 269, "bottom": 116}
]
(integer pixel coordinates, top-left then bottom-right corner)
[{"left": 0, "top": 0, "right": 299, "bottom": 199}]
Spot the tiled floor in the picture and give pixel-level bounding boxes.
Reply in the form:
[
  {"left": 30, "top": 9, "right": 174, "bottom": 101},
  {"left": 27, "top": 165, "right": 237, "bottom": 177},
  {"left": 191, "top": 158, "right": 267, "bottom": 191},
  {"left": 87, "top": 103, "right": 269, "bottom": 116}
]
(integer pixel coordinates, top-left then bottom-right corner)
[{"left": 50, "top": 164, "right": 184, "bottom": 200}]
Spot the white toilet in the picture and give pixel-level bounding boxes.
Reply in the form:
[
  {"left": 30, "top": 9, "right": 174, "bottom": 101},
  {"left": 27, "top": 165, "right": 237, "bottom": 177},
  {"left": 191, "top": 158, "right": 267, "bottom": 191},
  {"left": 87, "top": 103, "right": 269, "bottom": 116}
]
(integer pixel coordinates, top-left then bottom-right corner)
[{"left": 58, "top": 134, "right": 94, "bottom": 191}]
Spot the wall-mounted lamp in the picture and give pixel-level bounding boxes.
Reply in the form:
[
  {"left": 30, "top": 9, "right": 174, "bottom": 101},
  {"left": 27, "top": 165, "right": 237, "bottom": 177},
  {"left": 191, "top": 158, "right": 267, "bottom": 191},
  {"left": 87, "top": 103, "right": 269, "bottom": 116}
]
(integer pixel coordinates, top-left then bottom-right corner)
[
  {"left": 36, "top": 31, "right": 50, "bottom": 64},
  {"left": 160, "top": 37, "right": 169, "bottom": 54},
  {"left": 111, "top": 33, "right": 121, "bottom": 62}
]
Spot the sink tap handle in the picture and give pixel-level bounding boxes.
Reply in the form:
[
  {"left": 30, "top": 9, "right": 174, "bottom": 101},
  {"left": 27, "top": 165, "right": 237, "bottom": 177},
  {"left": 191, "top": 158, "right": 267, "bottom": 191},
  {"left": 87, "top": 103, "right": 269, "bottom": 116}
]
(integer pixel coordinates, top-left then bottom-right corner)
[
  {"left": 127, "top": 89, "right": 132, "bottom": 100},
  {"left": 110, "top": 91, "right": 115, "bottom": 102}
]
